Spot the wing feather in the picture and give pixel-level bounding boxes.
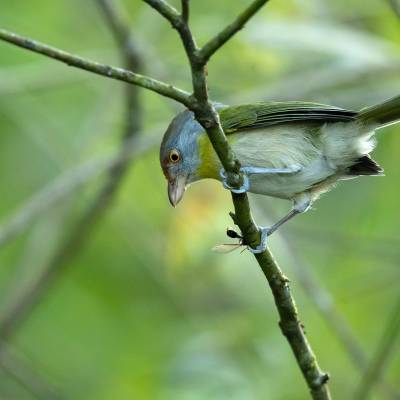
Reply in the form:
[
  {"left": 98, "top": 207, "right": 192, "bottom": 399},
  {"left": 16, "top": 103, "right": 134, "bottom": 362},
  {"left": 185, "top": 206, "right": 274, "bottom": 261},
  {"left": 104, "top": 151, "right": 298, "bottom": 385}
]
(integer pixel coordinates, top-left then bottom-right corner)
[{"left": 220, "top": 102, "right": 357, "bottom": 133}]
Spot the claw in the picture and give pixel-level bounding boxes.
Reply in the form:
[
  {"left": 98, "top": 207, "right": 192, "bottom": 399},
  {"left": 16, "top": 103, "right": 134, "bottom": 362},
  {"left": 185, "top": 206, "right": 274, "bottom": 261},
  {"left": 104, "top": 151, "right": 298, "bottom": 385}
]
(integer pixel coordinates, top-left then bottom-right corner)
[
  {"left": 247, "top": 226, "right": 271, "bottom": 254},
  {"left": 219, "top": 169, "right": 250, "bottom": 194}
]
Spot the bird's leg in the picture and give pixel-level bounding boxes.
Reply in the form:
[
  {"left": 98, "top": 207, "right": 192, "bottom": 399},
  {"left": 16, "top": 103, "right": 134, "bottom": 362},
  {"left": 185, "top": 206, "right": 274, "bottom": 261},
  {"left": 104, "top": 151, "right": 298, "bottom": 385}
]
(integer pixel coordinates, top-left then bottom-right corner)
[
  {"left": 220, "top": 165, "right": 302, "bottom": 194},
  {"left": 241, "top": 165, "right": 302, "bottom": 175},
  {"left": 248, "top": 193, "right": 311, "bottom": 254}
]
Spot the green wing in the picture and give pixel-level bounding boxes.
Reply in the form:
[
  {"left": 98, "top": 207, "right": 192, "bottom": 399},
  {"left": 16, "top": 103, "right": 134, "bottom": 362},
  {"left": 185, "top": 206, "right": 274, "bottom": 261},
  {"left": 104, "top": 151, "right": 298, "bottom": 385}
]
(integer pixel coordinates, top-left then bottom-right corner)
[{"left": 219, "top": 101, "right": 357, "bottom": 133}]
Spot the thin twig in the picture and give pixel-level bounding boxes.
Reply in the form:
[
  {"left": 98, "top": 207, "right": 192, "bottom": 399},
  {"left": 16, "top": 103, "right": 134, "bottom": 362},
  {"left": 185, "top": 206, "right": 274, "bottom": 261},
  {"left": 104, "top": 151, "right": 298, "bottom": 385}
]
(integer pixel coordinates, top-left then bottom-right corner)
[
  {"left": 143, "top": 1, "right": 331, "bottom": 398},
  {"left": 355, "top": 294, "right": 400, "bottom": 400},
  {"left": 144, "top": 0, "right": 181, "bottom": 27},
  {"left": 231, "top": 199, "right": 331, "bottom": 399},
  {"left": 181, "top": 0, "right": 190, "bottom": 23},
  {"left": 0, "top": 28, "right": 192, "bottom": 106},
  {"left": 199, "top": 0, "right": 271, "bottom": 62},
  {"left": 145, "top": 0, "right": 200, "bottom": 84},
  {"left": 0, "top": 0, "right": 144, "bottom": 341},
  {"left": 1, "top": 1, "right": 331, "bottom": 397}
]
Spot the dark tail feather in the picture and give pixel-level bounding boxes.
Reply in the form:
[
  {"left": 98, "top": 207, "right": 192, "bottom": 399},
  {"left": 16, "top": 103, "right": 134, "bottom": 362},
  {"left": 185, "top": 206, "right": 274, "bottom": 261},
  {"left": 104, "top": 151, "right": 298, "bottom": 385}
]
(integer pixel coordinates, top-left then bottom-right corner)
[
  {"left": 347, "top": 156, "right": 384, "bottom": 176},
  {"left": 357, "top": 95, "right": 400, "bottom": 128}
]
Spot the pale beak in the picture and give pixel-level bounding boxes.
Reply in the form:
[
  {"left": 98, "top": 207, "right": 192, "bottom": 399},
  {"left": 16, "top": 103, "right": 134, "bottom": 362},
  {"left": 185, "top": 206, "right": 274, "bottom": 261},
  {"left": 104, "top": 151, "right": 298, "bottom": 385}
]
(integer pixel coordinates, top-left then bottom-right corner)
[{"left": 168, "top": 175, "right": 187, "bottom": 207}]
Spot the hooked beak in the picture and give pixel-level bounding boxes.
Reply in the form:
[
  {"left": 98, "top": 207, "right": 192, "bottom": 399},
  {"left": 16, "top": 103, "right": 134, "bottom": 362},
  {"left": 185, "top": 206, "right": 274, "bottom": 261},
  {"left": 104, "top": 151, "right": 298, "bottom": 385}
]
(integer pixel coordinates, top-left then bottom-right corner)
[{"left": 168, "top": 175, "right": 187, "bottom": 207}]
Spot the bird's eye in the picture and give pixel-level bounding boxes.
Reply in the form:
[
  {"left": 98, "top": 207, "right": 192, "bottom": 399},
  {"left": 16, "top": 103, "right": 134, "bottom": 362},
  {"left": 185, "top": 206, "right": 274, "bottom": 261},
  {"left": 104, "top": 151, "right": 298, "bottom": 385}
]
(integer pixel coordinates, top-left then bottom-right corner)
[{"left": 169, "top": 149, "right": 181, "bottom": 163}]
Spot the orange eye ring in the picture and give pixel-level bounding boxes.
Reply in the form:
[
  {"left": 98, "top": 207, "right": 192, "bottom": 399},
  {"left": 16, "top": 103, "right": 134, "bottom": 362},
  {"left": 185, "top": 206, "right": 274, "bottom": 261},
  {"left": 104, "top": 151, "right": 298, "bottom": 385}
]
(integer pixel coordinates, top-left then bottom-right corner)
[{"left": 169, "top": 149, "right": 181, "bottom": 163}]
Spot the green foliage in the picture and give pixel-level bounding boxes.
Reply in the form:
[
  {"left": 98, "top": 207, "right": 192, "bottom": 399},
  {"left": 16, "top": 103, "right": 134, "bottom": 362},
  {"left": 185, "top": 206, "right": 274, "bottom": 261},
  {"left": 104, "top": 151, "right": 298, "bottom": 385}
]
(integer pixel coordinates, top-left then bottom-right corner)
[{"left": 0, "top": 0, "right": 399, "bottom": 399}]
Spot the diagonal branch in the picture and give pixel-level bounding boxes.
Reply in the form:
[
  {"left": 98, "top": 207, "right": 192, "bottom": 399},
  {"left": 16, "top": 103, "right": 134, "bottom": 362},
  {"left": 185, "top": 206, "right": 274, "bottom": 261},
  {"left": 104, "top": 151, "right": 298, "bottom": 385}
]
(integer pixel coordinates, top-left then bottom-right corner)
[
  {"left": 1, "top": 1, "right": 330, "bottom": 398},
  {"left": 143, "top": 1, "right": 331, "bottom": 399},
  {"left": 199, "top": 0, "right": 271, "bottom": 62},
  {"left": 0, "top": 28, "right": 192, "bottom": 107},
  {"left": 143, "top": 0, "right": 181, "bottom": 28},
  {"left": 181, "top": 0, "right": 190, "bottom": 23},
  {"left": 229, "top": 196, "right": 331, "bottom": 400}
]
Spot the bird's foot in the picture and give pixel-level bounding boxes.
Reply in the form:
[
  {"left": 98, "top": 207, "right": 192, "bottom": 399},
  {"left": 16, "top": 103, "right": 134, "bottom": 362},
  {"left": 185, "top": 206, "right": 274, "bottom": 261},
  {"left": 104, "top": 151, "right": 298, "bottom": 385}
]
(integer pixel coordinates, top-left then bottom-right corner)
[
  {"left": 219, "top": 169, "right": 250, "bottom": 194},
  {"left": 247, "top": 226, "right": 271, "bottom": 254}
]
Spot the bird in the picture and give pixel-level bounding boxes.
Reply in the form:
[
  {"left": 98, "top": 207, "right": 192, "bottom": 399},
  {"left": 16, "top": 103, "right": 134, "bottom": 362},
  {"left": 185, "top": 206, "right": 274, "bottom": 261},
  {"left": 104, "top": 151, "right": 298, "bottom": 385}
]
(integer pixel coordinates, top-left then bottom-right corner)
[{"left": 160, "top": 95, "right": 400, "bottom": 252}]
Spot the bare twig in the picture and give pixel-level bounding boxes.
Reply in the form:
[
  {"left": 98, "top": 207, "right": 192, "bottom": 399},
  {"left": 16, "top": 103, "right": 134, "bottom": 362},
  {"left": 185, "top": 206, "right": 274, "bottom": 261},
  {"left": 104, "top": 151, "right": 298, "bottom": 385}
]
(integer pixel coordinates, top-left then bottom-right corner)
[
  {"left": 0, "top": 28, "right": 191, "bottom": 106},
  {"left": 181, "top": 0, "right": 190, "bottom": 23},
  {"left": 248, "top": 220, "right": 330, "bottom": 399},
  {"left": 0, "top": 0, "right": 143, "bottom": 341},
  {"left": 1, "top": 1, "right": 331, "bottom": 397},
  {"left": 200, "top": 0, "right": 270, "bottom": 62},
  {"left": 144, "top": 0, "right": 181, "bottom": 27},
  {"left": 143, "top": 1, "right": 331, "bottom": 398},
  {"left": 355, "top": 294, "right": 400, "bottom": 400}
]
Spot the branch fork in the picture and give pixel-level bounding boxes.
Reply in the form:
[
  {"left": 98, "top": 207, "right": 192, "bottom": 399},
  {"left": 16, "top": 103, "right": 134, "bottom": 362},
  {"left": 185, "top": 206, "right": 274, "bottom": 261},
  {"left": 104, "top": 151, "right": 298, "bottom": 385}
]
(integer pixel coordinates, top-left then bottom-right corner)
[{"left": 0, "top": 1, "right": 332, "bottom": 398}]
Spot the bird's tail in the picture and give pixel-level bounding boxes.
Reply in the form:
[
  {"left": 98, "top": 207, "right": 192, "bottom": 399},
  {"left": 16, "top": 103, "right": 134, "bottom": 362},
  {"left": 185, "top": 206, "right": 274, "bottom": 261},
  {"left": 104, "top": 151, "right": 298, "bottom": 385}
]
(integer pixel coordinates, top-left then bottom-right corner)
[{"left": 357, "top": 94, "right": 400, "bottom": 128}]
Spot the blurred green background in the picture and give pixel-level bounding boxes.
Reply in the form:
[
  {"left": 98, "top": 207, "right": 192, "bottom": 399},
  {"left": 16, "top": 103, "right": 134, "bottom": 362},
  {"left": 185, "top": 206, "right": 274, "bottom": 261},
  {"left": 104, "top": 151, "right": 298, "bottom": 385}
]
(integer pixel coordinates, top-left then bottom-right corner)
[{"left": 0, "top": 0, "right": 399, "bottom": 399}]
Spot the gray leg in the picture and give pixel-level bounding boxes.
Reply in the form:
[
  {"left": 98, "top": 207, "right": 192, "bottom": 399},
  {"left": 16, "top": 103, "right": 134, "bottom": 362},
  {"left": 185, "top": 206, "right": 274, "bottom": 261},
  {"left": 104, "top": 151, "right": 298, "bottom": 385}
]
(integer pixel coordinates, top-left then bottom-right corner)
[
  {"left": 241, "top": 165, "right": 302, "bottom": 175},
  {"left": 265, "top": 208, "right": 300, "bottom": 236},
  {"left": 267, "top": 193, "right": 311, "bottom": 235},
  {"left": 248, "top": 193, "right": 311, "bottom": 254},
  {"left": 220, "top": 165, "right": 302, "bottom": 194}
]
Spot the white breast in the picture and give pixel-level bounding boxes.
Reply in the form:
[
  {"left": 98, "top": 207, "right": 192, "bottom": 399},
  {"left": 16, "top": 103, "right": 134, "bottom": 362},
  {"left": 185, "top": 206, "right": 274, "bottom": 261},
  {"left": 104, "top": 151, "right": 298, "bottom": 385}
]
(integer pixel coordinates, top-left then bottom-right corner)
[{"left": 231, "top": 123, "right": 376, "bottom": 200}]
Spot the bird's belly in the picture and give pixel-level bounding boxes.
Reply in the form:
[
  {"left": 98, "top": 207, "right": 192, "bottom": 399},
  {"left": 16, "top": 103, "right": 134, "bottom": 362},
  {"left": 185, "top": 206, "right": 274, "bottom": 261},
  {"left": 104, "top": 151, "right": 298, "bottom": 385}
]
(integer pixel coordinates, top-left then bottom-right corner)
[{"left": 246, "top": 158, "right": 336, "bottom": 199}]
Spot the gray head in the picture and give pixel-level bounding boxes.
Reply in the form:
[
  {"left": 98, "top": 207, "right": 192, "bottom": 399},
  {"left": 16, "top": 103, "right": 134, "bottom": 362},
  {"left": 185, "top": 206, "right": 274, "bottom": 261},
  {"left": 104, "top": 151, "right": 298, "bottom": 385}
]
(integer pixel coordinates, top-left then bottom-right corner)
[{"left": 160, "top": 109, "right": 203, "bottom": 206}]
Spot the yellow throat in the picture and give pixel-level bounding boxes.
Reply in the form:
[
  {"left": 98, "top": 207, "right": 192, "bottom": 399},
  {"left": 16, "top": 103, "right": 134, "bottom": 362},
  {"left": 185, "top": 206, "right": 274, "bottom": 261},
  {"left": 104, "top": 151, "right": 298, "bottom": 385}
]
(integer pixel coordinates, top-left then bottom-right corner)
[{"left": 196, "top": 132, "right": 222, "bottom": 180}]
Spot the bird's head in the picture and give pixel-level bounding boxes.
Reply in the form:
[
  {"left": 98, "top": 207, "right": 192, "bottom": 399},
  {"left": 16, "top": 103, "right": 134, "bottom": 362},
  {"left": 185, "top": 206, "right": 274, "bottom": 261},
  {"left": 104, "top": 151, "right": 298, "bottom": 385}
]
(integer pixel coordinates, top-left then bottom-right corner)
[{"left": 160, "top": 110, "right": 204, "bottom": 207}]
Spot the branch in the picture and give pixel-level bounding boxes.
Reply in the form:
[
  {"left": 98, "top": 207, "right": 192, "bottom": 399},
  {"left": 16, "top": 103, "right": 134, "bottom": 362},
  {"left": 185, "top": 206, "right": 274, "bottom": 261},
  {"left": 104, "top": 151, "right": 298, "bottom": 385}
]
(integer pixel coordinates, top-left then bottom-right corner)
[
  {"left": 230, "top": 196, "right": 331, "bottom": 399},
  {"left": 1, "top": 2, "right": 330, "bottom": 397},
  {"left": 181, "top": 0, "right": 190, "bottom": 23},
  {"left": 142, "top": 0, "right": 240, "bottom": 174},
  {"left": 0, "top": 28, "right": 192, "bottom": 107},
  {"left": 199, "top": 0, "right": 271, "bottom": 62},
  {"left": 143, "top": 0, "right": 181, "bottom": 28},
  {"left": 355, "top": 294, "right": 400, "bottom": 400},
  {"left": 143, "top": 0, "right": 201, "bottom": 97},
  {"left": 0, "top": 1, "right": 144, "bottom": 341},
  {"left": 144, "top": 1, "right": 331, "bottom": 398}
]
